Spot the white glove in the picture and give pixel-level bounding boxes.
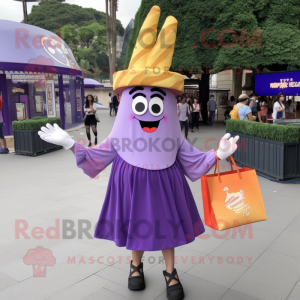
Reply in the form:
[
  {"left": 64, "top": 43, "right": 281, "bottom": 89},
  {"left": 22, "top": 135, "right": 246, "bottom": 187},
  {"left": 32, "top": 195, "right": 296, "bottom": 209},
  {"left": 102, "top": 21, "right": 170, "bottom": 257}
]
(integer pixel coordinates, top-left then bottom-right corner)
[
  {"left": 38, "top": 123, "right": 75, "bottom": 150},
  {"left": 216, "top": 133, "right": 239, "bottom": 160}
]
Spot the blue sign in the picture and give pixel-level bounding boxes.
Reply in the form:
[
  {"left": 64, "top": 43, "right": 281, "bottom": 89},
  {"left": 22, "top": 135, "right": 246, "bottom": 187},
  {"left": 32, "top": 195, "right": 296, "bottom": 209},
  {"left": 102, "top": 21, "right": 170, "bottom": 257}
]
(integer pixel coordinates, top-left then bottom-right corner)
[{"left": 255, "top": 71, "right": 300, "bottom": 96}]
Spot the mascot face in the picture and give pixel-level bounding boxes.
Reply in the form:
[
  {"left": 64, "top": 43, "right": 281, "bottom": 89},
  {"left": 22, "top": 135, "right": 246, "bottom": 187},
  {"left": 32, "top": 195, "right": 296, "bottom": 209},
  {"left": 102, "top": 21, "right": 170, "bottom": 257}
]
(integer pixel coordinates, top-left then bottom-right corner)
[
  {"left": 121, "top": 86, "right": 179, "bottom": 135},
  {"left": 108, "top": 85, "right": 184, "bottom": 169}
]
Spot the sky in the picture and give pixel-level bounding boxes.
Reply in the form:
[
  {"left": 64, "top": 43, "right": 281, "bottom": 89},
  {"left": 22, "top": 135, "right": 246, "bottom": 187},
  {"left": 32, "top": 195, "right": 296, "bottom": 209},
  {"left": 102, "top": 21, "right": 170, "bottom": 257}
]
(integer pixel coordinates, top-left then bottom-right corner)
[{"left": 0, "top": 0, "right": 141, "bottom": 28}]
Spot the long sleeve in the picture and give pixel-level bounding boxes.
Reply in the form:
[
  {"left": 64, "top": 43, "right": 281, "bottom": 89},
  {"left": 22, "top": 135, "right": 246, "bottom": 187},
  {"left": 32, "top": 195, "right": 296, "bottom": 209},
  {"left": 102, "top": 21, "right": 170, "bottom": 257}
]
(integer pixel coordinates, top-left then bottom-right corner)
[
  {"left": 73, "top": 138, "right": 117, "bottom": 178},
  {"left": 176, "top": 138, "right": 216, "bottom": 182}
]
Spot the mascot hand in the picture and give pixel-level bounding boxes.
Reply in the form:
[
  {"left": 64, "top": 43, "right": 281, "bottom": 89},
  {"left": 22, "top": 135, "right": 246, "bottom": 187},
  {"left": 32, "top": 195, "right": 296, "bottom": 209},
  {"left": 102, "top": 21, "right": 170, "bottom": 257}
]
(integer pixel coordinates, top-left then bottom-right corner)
[
  {"left": 216, "top": 133, "right": 239, "bottom": 160},
  {"left": 38, "top": 123, "right": 75, "bottom": 150}
]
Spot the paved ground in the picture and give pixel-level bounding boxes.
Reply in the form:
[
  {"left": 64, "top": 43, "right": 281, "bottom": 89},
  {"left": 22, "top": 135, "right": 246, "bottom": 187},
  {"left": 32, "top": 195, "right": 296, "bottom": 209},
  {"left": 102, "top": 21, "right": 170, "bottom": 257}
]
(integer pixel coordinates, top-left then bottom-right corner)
[{"left": 0, "top": 110, "right": 300, "bottom": 300}]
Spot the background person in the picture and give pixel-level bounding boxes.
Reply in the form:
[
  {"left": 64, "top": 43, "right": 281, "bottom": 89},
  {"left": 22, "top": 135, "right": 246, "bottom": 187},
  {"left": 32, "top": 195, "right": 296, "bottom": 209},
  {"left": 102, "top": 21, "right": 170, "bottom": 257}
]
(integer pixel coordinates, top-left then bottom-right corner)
[
  {"left": 207, "top": 95, "right": 217, "bottom": 126},
  {"left": 236, "top": 94, "right": 257, "bottom": 121},
  {"left": 84, "top": 94, "right": 98, "bottom": 147},
  {"left": 108, "top": 92, "right": 114, "bottom": 117},
  {"left": 259, "top": 97, "right": 268, "bottom": 123},
  {"left": 273, "top": 93, "right": 286, "bottom": 120},
  {"left": 248, "top": 93, "right": 255, "bottom": 110},
  {"left": 113, "top": 93, "right": 119, "bottom": 116},
  {"left": 0, "top": 96, "right": 9, "bottom": 154},
  {"left": 187, "top": 98, "right": 193, "bottom": 129},
  {"left": 251, "top": 93, "right": 263, "bottom": 123},
  {"left": 177, "top": 96, "right": 191, "bottom": 139},
  {"left": 191, "top": 98, "right": 200, "bottom": 132}
]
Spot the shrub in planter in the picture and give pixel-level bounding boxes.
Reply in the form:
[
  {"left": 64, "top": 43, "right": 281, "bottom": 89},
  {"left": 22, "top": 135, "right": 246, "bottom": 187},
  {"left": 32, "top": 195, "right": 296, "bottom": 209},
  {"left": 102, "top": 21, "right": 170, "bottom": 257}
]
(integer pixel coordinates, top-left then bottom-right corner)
[
  {"left": 226, "top": 119, "right": 300, "bottom": 180},
  {"left": 226, "top": 119, "right": 300, "bottom": 143},
  {"left": 13, "top": 117, "right": 62, "bottom": 156},
  {"left": 12, "top": 117, "right": 61, "bottom": 131}
]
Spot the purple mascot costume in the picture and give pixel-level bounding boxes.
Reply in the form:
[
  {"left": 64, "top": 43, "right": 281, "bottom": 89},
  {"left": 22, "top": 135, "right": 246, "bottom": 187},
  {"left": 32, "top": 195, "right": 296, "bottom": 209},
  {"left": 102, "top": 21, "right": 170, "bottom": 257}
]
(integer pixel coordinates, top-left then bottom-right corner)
[{"left": 39, "top": 6, "right": 239, "bottom": 300}]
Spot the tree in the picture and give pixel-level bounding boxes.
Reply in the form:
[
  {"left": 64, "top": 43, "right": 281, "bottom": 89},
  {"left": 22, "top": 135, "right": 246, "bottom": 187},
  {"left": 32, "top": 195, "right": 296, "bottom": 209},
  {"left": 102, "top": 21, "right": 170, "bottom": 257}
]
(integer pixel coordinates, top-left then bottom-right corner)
[
  {"left": 106, "top": 0, "right": 118, "bottom": 84},
  {"left": 61, "top": 22, "right": 107, "bottom": 72},
  {"left": 61, "top": 24, "right": 80, "bottom": 54},
  {"left": 28, "top": 0, "right": 124, "bottom": 36},
  {"left": 126, "top": 0, "right": 300, "bottom": 122}
]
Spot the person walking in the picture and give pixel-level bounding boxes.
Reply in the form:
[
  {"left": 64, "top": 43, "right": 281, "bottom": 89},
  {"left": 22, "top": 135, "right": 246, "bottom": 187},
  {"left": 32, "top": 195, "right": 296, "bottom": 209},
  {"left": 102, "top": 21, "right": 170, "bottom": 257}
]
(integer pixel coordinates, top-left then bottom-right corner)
[
  {"left": 177, "top": 96, "right": 190, "bottom": 139},
  {"left": 113, "top": 93, "right": 119, "bottom": 116},
  {"left": 0, "top": 96, "right": 9, "bottom": 154},
  {"left": 108, "top": 92, "right": 114, "bottom": 117},
  {"left": 207, "top": 95, "right": 217, "bottom": 126},
  {"left": 84, "top": 94, "right": 98, "bottom": 147},
  {"left": 273, "top": 93, "right": 286, "bottom": 120},
  {"left": 191, "top": 98, "right": 200, "bottom": 132},
  {"left": 187, "top": 98, "right": 193, "bottom": 129},
  {"left": 249, "top": 93, "right": 263, "bottom": 122}
]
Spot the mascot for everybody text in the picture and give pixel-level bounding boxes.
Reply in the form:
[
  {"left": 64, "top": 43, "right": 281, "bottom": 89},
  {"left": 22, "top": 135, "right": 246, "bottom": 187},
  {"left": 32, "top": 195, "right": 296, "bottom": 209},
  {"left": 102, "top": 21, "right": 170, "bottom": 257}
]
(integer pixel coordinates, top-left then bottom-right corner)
[{"left": 39, "top": 6, "right": 239, "bottom": 300}]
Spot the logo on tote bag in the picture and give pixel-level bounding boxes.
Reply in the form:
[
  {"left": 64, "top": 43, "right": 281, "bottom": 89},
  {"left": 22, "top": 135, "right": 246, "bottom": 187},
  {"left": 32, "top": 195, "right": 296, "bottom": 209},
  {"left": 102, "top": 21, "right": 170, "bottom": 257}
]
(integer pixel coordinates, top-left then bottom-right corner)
[{"left": 224, "top": 187, "right": 250, "bottom": 216}]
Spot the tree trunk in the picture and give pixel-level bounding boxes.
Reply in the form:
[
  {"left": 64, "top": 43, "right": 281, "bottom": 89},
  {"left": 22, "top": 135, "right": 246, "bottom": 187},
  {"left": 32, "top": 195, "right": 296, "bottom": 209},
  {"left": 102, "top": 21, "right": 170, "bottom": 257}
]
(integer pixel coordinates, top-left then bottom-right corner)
[
  {"left": 106, "top": 0, "right": 117, "bottom": 85},
  {"left": 233, "top": 71, "right": 243, "bottom": 100},
  {"left": 22, "top": 0, "right": 28, "bottom": 24},
  {"left": 199, "top": 73, "right": 210, "bottom": 124}
]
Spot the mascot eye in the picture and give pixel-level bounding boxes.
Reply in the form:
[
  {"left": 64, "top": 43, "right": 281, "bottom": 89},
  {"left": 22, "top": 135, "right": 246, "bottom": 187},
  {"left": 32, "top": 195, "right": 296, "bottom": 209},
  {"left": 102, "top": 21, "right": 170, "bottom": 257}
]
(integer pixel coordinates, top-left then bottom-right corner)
[
  {"left": 132, "top": 96, "right": 148, "bottom": 115},
  {"left": 149, "top": 97, "right": 164, "bottom": 116}
]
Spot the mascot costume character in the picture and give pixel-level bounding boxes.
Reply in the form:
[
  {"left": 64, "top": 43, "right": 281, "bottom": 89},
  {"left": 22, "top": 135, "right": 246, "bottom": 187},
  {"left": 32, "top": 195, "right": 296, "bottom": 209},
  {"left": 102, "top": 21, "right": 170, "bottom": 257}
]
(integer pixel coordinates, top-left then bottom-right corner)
[{"left": 39, "top": 6, "right": 239, "bottom": 300}]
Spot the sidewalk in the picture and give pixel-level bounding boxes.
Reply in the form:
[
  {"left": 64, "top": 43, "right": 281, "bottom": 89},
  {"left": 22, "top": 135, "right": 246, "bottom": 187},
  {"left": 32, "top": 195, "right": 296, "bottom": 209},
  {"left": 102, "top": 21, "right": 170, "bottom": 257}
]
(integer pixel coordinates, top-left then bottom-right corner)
[{"left": 0, "top": 110, "right": 299, "bottom": 300}]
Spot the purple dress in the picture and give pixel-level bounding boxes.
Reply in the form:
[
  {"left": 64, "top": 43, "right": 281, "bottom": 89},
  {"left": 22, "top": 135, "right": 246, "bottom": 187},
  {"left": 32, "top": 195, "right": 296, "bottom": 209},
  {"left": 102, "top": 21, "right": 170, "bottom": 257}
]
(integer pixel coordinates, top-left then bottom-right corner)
[{"left": 73, "top": 139, "right": 216, "bottom": 251}]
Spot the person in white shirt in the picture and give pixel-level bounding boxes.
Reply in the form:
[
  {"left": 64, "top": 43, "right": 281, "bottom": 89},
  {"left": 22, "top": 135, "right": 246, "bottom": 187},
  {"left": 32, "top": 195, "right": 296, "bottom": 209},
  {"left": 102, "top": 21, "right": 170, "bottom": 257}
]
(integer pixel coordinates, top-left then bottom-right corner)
[
  {"left": 177, "top": 97, "right": 191, "bottom": 139},
  {"left": 273, "top": 93, "right": 285, "bottom": 120},
  {"left": 84, "top": 94, "right": 98, "bottom": 147},
  {"left": 191, "top": 98, "right": 200, "bottom": 132},
  {"left": 108, "top": 92, "right": 114, "bottom": 117}
]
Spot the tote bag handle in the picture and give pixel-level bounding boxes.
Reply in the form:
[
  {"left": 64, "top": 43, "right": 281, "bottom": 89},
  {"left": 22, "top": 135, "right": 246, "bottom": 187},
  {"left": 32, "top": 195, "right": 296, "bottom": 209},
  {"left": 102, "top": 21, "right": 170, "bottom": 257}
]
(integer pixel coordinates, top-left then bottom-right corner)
[{"left": 214, "top": 155, "right": 242, "bottom": 183}]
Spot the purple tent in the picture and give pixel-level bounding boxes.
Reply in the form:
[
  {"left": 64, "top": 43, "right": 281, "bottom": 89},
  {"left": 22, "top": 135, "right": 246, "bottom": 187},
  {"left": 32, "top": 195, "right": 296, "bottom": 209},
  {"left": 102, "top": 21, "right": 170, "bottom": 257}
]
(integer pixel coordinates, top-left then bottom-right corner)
[
  {"left": 0, "top": 20, "right": 84, "bottom": 135},
  {"left": 84, "top": 78, "right": 104, "bottom": 89}
]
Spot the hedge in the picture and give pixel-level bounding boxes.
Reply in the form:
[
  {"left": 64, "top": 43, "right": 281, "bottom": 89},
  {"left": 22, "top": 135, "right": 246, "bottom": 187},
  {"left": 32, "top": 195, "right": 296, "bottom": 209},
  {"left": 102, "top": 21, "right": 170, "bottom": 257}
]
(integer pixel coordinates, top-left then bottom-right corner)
[
  {"left": 226, "top": 119, "right": 300, "bottom": 143},
  {"left": 12, "top": 117, "right": 62, "bottom": 131}
]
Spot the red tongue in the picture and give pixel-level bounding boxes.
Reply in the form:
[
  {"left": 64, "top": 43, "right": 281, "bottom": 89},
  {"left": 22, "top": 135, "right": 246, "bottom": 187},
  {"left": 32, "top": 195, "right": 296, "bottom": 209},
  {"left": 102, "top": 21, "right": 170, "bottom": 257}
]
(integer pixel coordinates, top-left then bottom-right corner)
[{"left": 143, "top": 127, "right": 157, "bottom": 133}]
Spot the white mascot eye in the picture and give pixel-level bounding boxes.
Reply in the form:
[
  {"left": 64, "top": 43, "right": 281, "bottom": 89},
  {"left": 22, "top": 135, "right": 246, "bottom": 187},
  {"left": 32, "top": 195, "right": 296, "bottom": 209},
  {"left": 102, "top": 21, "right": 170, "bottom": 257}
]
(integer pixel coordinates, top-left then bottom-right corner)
[
  {"left": 132, "top": 96, "right": 148, "bottom": 115},
  {"left": 149, "top": 97, "right": 164, "bottom": 116}
]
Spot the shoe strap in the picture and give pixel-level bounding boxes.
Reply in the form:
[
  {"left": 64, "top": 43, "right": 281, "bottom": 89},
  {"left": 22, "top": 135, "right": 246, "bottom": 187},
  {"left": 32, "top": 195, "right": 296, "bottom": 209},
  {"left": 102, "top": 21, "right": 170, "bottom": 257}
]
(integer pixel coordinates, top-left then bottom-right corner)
[
  {"left": 130, "top": 261, "right": 143, "bottom": 277},
  {"left": 163, "top": 268, "right": 179, "bottom": 286}
]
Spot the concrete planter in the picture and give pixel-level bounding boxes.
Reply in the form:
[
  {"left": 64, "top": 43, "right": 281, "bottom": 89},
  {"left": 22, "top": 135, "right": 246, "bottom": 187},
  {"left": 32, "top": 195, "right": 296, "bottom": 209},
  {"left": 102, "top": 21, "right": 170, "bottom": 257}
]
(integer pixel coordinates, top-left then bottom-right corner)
[
  {"left": 227, "top": 131, "right": 300, "bottom": 181},
  {"left": 13, "top": 130, "right": 62, "bottom": 156}
]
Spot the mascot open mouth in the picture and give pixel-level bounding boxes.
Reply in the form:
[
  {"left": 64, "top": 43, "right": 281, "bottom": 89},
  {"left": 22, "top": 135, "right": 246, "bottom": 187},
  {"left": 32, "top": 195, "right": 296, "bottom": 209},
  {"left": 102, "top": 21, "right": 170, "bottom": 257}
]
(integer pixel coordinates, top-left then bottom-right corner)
[{"left": 136, "top": 119, "right": 161, "bottom": 133}]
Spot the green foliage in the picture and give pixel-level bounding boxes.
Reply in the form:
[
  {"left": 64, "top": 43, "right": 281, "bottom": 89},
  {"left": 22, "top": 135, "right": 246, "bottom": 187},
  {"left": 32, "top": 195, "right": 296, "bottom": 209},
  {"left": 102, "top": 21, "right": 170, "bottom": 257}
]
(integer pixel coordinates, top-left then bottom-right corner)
[
  {"left": 117, "top": 55, "right": 127, "bottom": 71},
  {"left": 28, "top": 0, "right": 124, "bottom": 36},
  {"left": 61, "top": 21, "right": 108, "bottom": 76},
  {"left": 61, "top": 24, "right": 80, "bottom": 54},
  {"left": 13, "top": 117, "right": 62, "bottom": 131},
  {"left": 126, "top": 0, "right": 300, "bottom": 73},
  {"left": 79, "top": 57, "right": 109, "bottom": 81},
  {"left": 226, "top": 119, "right": 300, "bottom": 143}
]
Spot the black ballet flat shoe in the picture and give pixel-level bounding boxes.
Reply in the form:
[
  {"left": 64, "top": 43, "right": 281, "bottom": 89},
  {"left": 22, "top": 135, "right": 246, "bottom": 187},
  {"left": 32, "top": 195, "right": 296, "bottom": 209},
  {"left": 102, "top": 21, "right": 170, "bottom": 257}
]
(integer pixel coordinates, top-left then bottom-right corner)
[
  {"left": 128, "top": 260, "right": 145, "bottom": 291},
  {"left": 163, "top": 268, "right": 184, "bottom": 300},
  {"left": 88, "top": 142, "right": 92, "bottom": 147},
  {"left": 95, "top": 138, "right": 98, "bottom": 145}
]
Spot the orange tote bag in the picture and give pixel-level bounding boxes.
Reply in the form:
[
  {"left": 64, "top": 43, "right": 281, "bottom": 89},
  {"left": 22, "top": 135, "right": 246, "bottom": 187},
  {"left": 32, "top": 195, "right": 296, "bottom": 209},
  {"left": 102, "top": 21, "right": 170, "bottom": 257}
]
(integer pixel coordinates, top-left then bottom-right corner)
[{"left": 201, "top": 156, "right": 267, "bottom": 231}]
